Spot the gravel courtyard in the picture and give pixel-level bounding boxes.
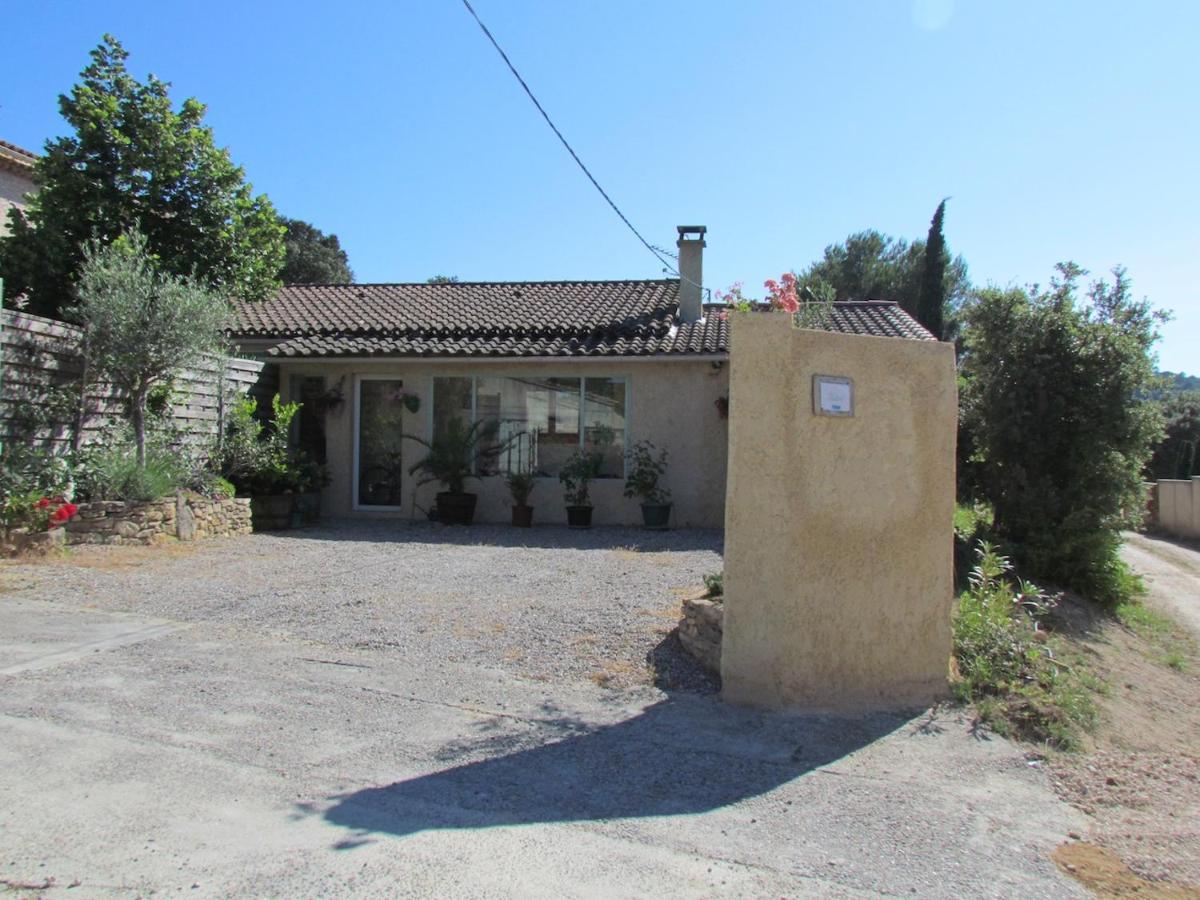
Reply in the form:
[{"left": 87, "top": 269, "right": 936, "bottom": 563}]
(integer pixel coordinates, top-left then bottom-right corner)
[
  {"left": 0, "top": 522, "right": 1088, "bottom": 897},
  {"left": 1, "top": 520, "right": 723, "bottom": 692}
]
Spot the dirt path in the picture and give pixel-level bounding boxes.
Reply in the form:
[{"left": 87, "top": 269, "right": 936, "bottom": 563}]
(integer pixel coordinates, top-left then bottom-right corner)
[
  {"left": 1122, "top": 532, "right": 1200, "bottom": 637},
  {"left": 1046, "top": 533, "right": 1200, "bottom": 893}
]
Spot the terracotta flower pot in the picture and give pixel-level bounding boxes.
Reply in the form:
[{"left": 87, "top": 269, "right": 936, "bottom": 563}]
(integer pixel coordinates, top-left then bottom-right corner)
[{"left": 512, "top": 504, "right": 534, "bottom": 528}]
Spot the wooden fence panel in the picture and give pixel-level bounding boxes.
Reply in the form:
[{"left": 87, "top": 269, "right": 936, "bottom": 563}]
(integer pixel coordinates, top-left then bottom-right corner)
[{"left": 0, "top": 308, "right": 277, "bottom": 451}]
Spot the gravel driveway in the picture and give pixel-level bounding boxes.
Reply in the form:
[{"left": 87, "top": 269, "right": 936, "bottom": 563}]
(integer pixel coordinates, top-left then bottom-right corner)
[
  {"left": 2, "top": 520, "right": 723, "bottom": 691},
  {"left": 0, "top": 522, "right": 1088, "bottom": 897}
]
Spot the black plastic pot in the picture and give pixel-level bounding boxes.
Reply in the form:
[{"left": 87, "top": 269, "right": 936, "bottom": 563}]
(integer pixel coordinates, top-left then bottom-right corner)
[
  {"left": 436, "top": 491, "right": 478, "bottom": 526},
  {"left": 250, "top": 494, "right": 295, "bottom": 531},
  {"left": 566, "top": 505, "right": 593, "bottom": 529},
  {"left": 512, "top": 504, "right": 534, "bottom": 528},
  {"left": 641, "top": 502, "right": 673, "bottom": 530},
  {"left": 296, "top": 491, "right": 322, "bottom": 525}
]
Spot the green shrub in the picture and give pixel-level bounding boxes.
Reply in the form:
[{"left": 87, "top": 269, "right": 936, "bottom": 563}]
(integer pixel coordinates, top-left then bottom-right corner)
[
  {"left": 75, "top": 442, "right": 187, "bottom": 502},
  {"left": 960, "top": 265, "right": 1165, "bottom": 604},
  {"left": 702, "top": 571, "right": 724, "bottom": 598},
  {"left": 953, "top": 541, "right": 1097, "bottom": 750}
]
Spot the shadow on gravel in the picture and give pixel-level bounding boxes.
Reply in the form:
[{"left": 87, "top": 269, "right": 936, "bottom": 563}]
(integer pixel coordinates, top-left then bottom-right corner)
[
  {"left": 314, "top": 696, "right": 909, "bottom": 845},
  {"left": 261, "top": 519, "right": 725, "bottom": 554}
]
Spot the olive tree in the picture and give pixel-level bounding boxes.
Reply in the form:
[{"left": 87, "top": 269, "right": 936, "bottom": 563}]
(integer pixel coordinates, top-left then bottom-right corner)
[{"left": 71, "top": 230, "right": 230, "bottom": 468}]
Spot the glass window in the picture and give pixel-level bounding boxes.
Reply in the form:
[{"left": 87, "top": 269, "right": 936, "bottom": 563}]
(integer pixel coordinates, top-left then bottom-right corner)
[
  {"left": 475, "top": 376, "right": 580, "bottom": 476},
  {"left": 583, "top": 378, "right": 626, "bottom": 477},
  {"left": 357, "top": 379, "right": 407, "bottom": 507},
  {"left": 430, "top": 375, "right": 627, "bottom": 478},
  {"left": 290, "top": 375, "right": 327, "bottom": 464},
  {"left": 432, "top": 376, "right": 473, "bottom": 441}
]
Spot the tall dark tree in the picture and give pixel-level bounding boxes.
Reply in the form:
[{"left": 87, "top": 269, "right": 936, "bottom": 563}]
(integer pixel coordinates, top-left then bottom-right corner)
[
  {"left": 427, "top": 275, "right": 460, "bottom": 284},
  {"left": 916, "top": 200, "right": 948, "bottom": 339},
  {"left": 279, "top": 217, "right": 353, "bottom": 284},
  {"left": 0, "top": 35, "right": 284, "bottom": 317}
]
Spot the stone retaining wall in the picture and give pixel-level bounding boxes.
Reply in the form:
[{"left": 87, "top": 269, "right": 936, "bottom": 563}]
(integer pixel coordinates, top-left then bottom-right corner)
[
  {"left": 66, "top": 495, "right": 252, "bottom": 545},
  {"left": 679, "top": 591, "right": 723, "bottom": 674}
]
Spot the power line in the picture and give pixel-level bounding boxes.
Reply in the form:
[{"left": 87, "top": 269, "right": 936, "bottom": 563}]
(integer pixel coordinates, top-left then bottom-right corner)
[{"left": 459, "top": 0, "right": 679, "bottom": 277}]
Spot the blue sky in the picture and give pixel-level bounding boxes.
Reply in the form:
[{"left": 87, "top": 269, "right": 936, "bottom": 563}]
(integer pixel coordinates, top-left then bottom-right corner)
[{"left": 3, "top": 1, "right": 1197, "bottom": 371}]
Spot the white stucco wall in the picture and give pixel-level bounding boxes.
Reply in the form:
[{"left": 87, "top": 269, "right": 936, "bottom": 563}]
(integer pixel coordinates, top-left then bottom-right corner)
[
  {"left": 277, "top": 357, "right": 730, "bottom": 528},
  {"left": 0, "top": 166, "right": 35, "bottom": 235}
]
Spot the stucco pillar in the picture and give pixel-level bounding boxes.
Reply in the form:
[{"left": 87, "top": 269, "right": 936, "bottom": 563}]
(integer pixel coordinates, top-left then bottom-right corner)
[{"left": 720, "top": 313, "right": 958, "bottom": 712}]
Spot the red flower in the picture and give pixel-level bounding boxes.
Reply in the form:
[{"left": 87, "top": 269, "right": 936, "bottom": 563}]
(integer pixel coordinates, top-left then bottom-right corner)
[
  {"left": 49, "top": 509, "right": 68, "bottom": 525},
  {"left": 35, "top": 497, "right": 51, "bottom": 509},
  {"left": 64, "top": 503, "right": 78, "bottom": 517}
]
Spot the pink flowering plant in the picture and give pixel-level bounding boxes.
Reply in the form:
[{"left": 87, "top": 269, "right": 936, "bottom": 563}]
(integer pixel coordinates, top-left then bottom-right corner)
[{"left": 714, "top": 273, "right": 833, "bottom": 327}]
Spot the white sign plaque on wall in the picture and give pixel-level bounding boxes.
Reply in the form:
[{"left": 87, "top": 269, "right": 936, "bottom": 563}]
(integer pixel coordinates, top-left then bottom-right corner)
[{"left": 813, "top": 375, "right": 854, "bottom": 417}]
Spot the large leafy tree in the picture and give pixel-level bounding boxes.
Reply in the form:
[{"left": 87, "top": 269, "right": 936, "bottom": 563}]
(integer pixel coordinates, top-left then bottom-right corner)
[
  {"left": 960, "top": 263, "right": 1166, "bottom": 600},
  {"left": 70, "top": 229, "right": 230, "bottom": 468},
  {"left": 796, "top": 222, "right": 969, "bottom": 334},
  {"left": 1148, "top": 393, "right": 1200, "bottom": 480},
  {"left": 0, "top": 35, "right": 284, "bottom": 318},
  {"left": 280, "top": 217, "right": 353, "bottom": 284}
]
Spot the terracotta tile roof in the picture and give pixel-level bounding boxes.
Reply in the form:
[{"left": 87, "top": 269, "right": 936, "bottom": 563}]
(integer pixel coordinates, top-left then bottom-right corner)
[
  {"left": 821, "top": 300, "right": 937, "bottom": 341},
  {"left": 231, "top": 282, "right": 932, "bottom": 358},
  {"left": 0, "top": 139, "right": 37, "bottom": 174}
]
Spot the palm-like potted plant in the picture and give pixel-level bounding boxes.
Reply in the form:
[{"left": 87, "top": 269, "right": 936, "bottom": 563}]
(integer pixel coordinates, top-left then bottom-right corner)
[
  {"left": 624, "top": 440, "right": 672, "bottom": 529},
  {"left": 560, "top": 449, "right": 603, "bottom": 529},
  {"left": 405, "top": 418, "right": 502, "bottom": 525},
  {"left": 507, "top": 470, "right": 536, "bottom": 527}
]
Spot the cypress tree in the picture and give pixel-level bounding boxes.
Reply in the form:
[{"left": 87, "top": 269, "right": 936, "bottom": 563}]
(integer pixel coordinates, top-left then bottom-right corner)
[{"left": 917, "top": 200, "right": 948, "bottom": 339}]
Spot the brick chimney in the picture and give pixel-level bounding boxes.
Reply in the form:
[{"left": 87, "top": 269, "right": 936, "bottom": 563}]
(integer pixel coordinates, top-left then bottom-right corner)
[{"left": 676, "top": 225, "right": 706, "bottom": 323}]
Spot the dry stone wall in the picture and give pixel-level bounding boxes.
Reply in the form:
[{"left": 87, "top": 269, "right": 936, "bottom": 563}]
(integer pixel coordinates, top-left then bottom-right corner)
[
  {"left": 679, "top": 592, "right": 723, "bottom": 674},
  {"left": 66, "top": 494, "right": 251, "bottom": 545}
]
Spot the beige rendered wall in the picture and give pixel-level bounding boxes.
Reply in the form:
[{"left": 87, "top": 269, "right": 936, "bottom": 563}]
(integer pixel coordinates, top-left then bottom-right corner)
[
  {"left": 1156, "top": 478, "right": 1200, "bottom": 539},
  {"left": 0, "top": 167, "right": 34, "bottom": 236},
  {"left": 720, "top": 312, "right": 958, "bottom": 712},
  {"left": 278, "top": 357, "right": 729, "bottom": 528}
]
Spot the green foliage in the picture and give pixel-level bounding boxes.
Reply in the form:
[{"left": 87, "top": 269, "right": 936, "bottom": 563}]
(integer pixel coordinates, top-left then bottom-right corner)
[
  {"left": 506, "top": 470, "right": 536, "bottom": 506},
  {"left": 1148, "top": 392, "right": 1200, "bottom": 479},
  {"left": 279, "top": 217, "right": 353, "bottom": 284},
  {"left": 69, "top": 229, "right": 230, "bottom": 468},
  {"left": 74, "top": 442, "right": 187, "bottom": 502},
  {"left": 426, "top": 275, "right": 461, "bottom": 284},
  {"left": 405, "top": 417, "right": 502, "bottom": 494},
  {"left": 560, "top": 449, "right": 603, "bottom": 506},
  {"left": 1157, "top": 370, "right": 1200, "bottom": 394},
  {"left": 960, "top": 264, "right": 1166, "bottom": 603},
  {"left": 218, "top": 394, "right": 305, "bottom": 495},
  {"left": 702, "top": 571, "right": 724, "bottom": 598},
  {"left": 916, "top": 200, "right": 948, "bottom": 339},
  {"left": 211, "top": 476, "right": 237, "bottom": 500},
  {"left": 795, "top": 227, "right": 970, "bottom": 330},
  {"left": 623, "top": 440, "right": 671, "bottom": 504},
  {"left": 953, "top": 542, "right": 1097, "bottom": 750},
  {"left": 0, "top": 35, "right": 284, "bottom": 316}
]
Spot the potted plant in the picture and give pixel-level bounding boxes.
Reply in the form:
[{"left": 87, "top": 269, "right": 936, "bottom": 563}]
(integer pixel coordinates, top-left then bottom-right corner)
[
  {"left": 219, "top": 394, "right": 303, "bottom": 531},
  {"left": 405, "top": 418, "right": 503, "bottom": 526},
  {"left": 560, "top": 449, "right": 603, "bottom": 529},
  {"left": 624, "top": 440, "right": 672, "bottom": 530},
  {"left": 507, "top": 470, "right": 536, "bottom": 527},
  {"left": 293, "top": 454, "right": 331, "bottom": 525}
]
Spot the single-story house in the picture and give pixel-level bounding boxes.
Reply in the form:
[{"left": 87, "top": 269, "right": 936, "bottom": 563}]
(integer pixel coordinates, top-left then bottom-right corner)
[{"left": 229, "top": 227, "right": 935, "bottom": 527}]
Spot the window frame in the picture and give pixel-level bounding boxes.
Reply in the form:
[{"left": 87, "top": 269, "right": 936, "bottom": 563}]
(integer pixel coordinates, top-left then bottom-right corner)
[
  {"left": 429, "top": 374, "right": 630, "bottom": 479},
  {"left": 352, "top": 374, "right": 408, "bottom": 512}
]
